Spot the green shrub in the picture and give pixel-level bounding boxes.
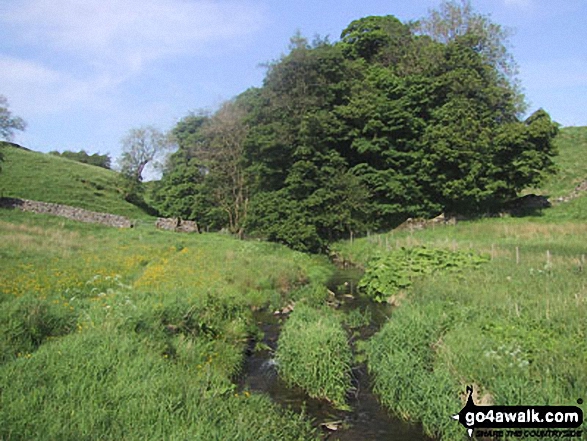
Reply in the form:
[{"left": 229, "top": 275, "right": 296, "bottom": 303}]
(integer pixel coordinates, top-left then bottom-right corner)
[
  {"left": 358, "top": 246, "right": 489, "bottom": 302},
  {"left": 362, "top": 301, "right": 463, "bottom": 440}
]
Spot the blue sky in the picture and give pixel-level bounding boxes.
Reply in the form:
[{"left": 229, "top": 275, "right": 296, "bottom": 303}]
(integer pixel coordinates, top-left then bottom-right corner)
[{"left": 1, "top": 0, "right": 586, "bottom": 167}]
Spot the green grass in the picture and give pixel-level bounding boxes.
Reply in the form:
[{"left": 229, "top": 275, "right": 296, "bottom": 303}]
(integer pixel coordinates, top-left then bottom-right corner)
[
  {"left": 0, "top": 143, "right": 152, "bottom": 219},
  {"left": 276, "top": 303, "right": 352, "bottom": 409},
  {"left": 333, "top": 217, "right": 587, "bottom": 440},
  {"left": 0, "top": 209, "right": 332, "bottom": 440},
  {"left": 1, "top": 126, "right": 585, "bottom": 439},
  {"left": 538, "top": 126, "right": 587, "bottom": 198},
  {"left": 331, "top": 127, "right": 587, "bottom": 440},
  {"left": 0, "top": 327, "right": 317, "bottom": 441}
]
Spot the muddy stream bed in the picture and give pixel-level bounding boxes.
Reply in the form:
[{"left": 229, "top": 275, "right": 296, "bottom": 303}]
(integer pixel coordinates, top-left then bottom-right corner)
[{"left": 238, "top": 267, "right": 435, "bottom": 440}]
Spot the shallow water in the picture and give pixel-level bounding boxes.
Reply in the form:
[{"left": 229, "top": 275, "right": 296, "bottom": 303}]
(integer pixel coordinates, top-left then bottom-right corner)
[{"left": 238, "top": 267, "right": 435, "bottom": 441}]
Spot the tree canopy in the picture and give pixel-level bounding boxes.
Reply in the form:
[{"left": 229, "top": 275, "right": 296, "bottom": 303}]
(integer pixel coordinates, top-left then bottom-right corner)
[
  {"left": 49, "top": 150, "right": 112, "bottom": 169},
  {"left": 151, "top": 4, "right": 558, "bottom": 252},
  {"left": 119, "top": 126, "right": 172, "bottom": 182}
]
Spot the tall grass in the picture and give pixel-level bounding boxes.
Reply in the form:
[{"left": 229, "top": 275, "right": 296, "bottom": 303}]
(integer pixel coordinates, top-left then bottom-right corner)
[
  {"left": 276, "top": 303, "right": 352, "bottom": 409},
  {"left": 334, "top": 207, "right": 587, "bottom": 440},
  {"left": 0, "top": 209, "right": 331, "bottom": 439},
  {"left": 0, "top": 327, "right": 317, "bottom": 441}
]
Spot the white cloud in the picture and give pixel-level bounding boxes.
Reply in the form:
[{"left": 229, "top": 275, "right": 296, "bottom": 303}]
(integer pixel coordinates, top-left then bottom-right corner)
[
  {"left": 0, "top": 55, "right": 119, "bottom": 116},
  {"left": 0, "top": 0, "right": 266, "bottom": 119},
  {"left": 2, "top": 0, "right": 266, "bottom": 71}
]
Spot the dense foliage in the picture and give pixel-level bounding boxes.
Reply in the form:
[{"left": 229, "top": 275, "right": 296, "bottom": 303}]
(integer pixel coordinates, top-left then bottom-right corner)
[
  {"left": 151, "top": 3, "right": 558, "bottom": 252},
  {"left": 49, "top": 149, "right": 112, "bottom": 169},
  {"left": 358, "top": 246, "right": 489, "bottom": 302}
]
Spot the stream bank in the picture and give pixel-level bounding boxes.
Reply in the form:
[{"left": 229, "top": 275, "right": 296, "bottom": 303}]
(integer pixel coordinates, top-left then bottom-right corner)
[{"left": 239, "top": 267, "right": 434, "bottom": 440}]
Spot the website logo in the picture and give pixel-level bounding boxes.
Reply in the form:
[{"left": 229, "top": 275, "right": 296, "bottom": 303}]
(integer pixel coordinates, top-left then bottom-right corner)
[{"left": 452, "top": 386, "right": 584, "bottom": 438}]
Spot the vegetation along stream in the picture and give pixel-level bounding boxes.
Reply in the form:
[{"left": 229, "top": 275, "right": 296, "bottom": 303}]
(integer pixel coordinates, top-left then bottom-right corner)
[{"left": 239, "top": 267, "right": 434, "bottom": 440}]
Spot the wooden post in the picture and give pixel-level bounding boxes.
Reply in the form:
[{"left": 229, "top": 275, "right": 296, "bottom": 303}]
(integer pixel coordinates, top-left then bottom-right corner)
[
  {"left": 491, "top": 244, "right": 495, "bottom": 260},
  {"left": 516, "top": 246, "right": 520, "bottom": 265},
  {"left": 546, "top": 250, "right": 551, "bottom": 268}
]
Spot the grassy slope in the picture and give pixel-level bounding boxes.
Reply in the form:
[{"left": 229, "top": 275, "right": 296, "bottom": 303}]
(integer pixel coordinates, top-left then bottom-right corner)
[
  {"left": 539, "top": 126, "right": 587, "bottom": 198},
  {"left": 0, "top": 143, "right": 152, "bottom": 219},
  {"left": 331, "top": 127, "right": 587, "bottom": 440},
  {"left": 0, "top": 210, "right": 332, "bottom": 440}
]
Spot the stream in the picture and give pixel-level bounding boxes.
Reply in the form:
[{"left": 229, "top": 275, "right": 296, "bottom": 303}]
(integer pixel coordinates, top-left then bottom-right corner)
[{"left": 239, "top": 267, "right": 435, "bottom": 440}]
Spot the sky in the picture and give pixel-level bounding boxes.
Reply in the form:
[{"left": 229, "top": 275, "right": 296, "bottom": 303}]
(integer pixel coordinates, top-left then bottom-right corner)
[{"left": 1, "top": 0, "right": 586, "bottom": 169}]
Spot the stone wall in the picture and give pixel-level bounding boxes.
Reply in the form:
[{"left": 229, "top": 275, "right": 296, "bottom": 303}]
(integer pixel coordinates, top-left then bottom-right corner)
[
  {"left": 552, "top": 179, "right": 587, "bottom": 204},
  {"left": 1, "top": 197, "right": 203, "bottom": 233},
  {"left": 155, "top": 217, "right": 200, "bottom": 233},
  {"left": 0, "top": 197, "right": 133, "bottom": 228},
  {"left": 396, "top": 213, "right": 458, "bottom": 232}
]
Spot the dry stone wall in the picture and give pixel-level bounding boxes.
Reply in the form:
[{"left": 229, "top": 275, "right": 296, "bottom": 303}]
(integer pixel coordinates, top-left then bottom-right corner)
[
  {"left": 2, "top": 197, "right": 201, "bottom": 233},
  {"left": 155, "top": 217, "right": 200, "bottom": 233},
  {"left": 0, "top": 197, "right": 133, "bottom": 228}
]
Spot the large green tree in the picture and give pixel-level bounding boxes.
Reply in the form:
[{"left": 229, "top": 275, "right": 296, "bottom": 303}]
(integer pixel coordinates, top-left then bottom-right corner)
[
  {"left": 152, "top": 101, "right": 251, "bottom": 235},
  {"left": 416, "top": 0, "right": 525, "bottom": 113},
  {"left": 151, "top": 113, "right": 211, "bottom": 221},
  {"left": 159, "top": 8, "right": 557, "bottom": 252},
  {"left": 242, "top": 12, "right": 556, "bottom": 251}
]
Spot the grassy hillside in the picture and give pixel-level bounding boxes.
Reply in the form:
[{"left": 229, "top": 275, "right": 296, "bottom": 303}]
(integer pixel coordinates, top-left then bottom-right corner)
[
  {"left": 0, "top": 143, "right": 153, "bottom": 219},
  {"left": 540, "top": 126, "right": 587, "bottom": 198}
]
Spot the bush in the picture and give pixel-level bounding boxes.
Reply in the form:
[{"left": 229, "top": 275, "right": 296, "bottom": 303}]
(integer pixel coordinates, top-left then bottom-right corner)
[
  {"left": 362, "top": 302, "right": 463, "bottom": 440},
  {"left": 358, "top": 246, "right": 489, "bottom": 302}
]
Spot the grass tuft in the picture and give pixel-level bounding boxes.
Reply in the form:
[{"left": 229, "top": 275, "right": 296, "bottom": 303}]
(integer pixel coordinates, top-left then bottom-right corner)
[{"left": 276, "top": 304, "right": 352, "bottom": 409}]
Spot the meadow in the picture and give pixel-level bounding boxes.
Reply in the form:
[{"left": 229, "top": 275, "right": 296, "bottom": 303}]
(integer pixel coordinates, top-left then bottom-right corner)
[
  {"left": 331, "top": 204, "right": 587, "bottom": 440},
  {"left": 0, "top": 209, "right": 333, "bottom": 440}
]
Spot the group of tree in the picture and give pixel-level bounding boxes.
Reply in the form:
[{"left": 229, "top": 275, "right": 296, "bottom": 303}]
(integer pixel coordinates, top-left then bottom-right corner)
[
  {"left": 144, "top": 0, "right": 558, "bottom": 252},
  {"left": 49, "top": 150, "right": 112, "bottom": 169}
]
